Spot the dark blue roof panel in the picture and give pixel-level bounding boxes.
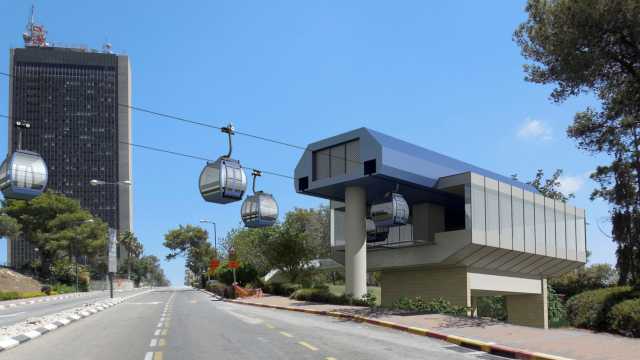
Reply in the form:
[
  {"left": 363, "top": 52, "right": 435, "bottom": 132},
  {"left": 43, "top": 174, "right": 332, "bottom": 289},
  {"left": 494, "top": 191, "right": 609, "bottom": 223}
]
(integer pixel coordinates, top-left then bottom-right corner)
[{"left": 366, "top": 128, "right": 538, "bottom": 193}]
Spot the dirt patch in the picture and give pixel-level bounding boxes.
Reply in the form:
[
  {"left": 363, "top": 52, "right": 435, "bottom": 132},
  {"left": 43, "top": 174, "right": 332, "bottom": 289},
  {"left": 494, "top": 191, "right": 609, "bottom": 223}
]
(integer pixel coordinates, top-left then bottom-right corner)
[{"left": 0, "top": 268, "right": 41, "bottom": 292}]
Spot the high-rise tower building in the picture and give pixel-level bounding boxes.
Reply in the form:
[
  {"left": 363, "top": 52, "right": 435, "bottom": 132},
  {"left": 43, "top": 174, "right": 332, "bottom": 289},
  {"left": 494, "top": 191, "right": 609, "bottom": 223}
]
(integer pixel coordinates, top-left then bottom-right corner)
[{"left": 6, "top": 9, "right": 132, "bottom": 268}]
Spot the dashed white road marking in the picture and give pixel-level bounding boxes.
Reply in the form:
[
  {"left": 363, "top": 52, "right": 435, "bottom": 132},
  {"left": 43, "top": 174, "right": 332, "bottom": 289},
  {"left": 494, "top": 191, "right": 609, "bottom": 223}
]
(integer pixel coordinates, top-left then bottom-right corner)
[
  {"left": 157, "top": 322, "right": 163, "bottom": 328},
  {"left": 144, "top": 351, "right": 154, "bottom": 360},
  {"left": 154, "top": 329, "right": 161, "bottom": 336},
  {"left": 149, "top": 338, "right": 158, "bottom": 347}
]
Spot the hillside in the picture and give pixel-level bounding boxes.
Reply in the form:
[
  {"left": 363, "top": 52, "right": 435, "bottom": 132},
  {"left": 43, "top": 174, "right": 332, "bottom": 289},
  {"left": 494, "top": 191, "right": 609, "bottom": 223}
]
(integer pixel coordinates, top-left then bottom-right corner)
[{"left": 0, "top": 268, "right": 42, "bottom": 293}]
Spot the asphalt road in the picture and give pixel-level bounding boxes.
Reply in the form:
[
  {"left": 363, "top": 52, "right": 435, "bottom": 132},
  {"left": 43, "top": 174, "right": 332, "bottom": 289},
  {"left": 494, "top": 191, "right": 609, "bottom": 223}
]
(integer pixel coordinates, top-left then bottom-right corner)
[
  {"left": 0, "top": 288, "right": 505, "bottom": 360},
  {"left": 0, "top": 289, "right": 142, "bottom": 327}
]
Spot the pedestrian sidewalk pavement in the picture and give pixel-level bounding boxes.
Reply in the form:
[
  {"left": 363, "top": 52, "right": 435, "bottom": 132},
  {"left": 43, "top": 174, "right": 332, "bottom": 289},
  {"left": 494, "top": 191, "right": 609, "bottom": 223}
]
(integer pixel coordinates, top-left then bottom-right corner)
[{"left": 231, "top": 294, "right": 640, "bottom": 360}]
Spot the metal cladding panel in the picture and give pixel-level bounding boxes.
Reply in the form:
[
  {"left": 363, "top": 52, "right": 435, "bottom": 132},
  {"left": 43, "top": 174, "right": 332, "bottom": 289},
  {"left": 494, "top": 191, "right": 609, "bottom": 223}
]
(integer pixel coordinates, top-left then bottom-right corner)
[
  {"left": 498, "top": 181, "right": 513, "bottom": 250},
  {"left": 566, "top": 205, "right": 577, "bottom": 261},
  {"left": 512, "top": 186, "right": 525, "bottom": 252},
  {"left": 484, "top": 178, "right": 500, "bottom": 248},
  {"left": 555, "top": 200, "right": 567, "bottom": 259},
  {"left": 576, "top": 208, "right": 587, "bottom": 262},
  {"left": 470, "top": 174, "right": 486, "bottom": 245},
  {"left": 544, "top": 197, "right": 557, "bottom": 257},
  {"left": 523, "top": 190, "right": 535, "bottom": 253},
  {"left": 534, "top": 194, "right": 546, "bottom": 255}
]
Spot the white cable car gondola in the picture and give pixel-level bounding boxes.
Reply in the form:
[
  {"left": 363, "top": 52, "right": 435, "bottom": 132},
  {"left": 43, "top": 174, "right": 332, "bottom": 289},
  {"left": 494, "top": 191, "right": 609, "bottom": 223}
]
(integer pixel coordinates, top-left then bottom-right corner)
[
  {"left": 370, "top": 186, "right": 409, "bottom": 228},
  {"left": 199, "top": 124, "right": 247, "bottom": 204},
  {"left": 366, "top": 218, "right": 389, "bottom": 243},
  {"left": 241, "top": 170, "right": 278, "bottom": 228},
  {"left": 0, "top": 121, "right": 48, "bottom": 200}
]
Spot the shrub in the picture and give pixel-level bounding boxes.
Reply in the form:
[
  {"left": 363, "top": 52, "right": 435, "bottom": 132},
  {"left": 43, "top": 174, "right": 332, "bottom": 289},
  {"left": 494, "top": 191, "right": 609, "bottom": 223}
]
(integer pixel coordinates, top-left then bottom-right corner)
[
  {"left": 392, "top": 296, "right": 469, "bottom": 316},
  {"left": 263, "top": 282, "right": 302, "bottom": 297},
  {"left": 214, "top": 262, "right": 259, "bottom": 287},
  {"left": 608, "top": 298, "right": 640, "bottom": 337},
  {"left": 41, "top": 285, "right": 52, "bottom": 295},
  {"left": 550, "top": 263, "right": 618, "bottom": 300},
  {"left": 476, "top": 296, "right": 507, "bottom": 321},
  {"left": 566, "top": 286, "right": 635, "bottom": 330},
  {"left": 289, "top": 288, "right": 370, "bottom": 306},
  {"left": 548, "top": 285, "right": 568, "bottom": 327}
]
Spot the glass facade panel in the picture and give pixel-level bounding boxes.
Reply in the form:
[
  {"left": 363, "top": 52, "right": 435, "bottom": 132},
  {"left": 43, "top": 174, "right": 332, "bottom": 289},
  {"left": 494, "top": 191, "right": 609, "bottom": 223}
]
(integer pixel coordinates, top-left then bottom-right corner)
[
  {"left": 330, "top": 144, "right": 346, "bottom": 177},
  {"left": 313, "top": 148, "right": 330, "bottom": 180},
  {"left": 346, "top": 140, "right": 360, "bottom": 175}
]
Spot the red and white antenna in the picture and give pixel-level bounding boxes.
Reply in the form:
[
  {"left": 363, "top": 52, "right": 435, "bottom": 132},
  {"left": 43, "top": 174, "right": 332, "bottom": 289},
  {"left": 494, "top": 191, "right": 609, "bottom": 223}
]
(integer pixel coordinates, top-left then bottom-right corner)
[{"left": 23, "top": 5, "right": 48, "bottom": 47}]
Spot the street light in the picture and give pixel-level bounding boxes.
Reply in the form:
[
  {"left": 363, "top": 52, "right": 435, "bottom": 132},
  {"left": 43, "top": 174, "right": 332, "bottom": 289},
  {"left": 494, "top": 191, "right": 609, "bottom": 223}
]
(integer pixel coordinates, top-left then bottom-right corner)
[
  {"left": 199, "top": 219, "right": 217, "bottom": 251},
  {"left": 70, "top": 219, "right": 94, "bottom": 293},
  {"left": 90, "top": 179, "right": 132, "bottom": 186}
]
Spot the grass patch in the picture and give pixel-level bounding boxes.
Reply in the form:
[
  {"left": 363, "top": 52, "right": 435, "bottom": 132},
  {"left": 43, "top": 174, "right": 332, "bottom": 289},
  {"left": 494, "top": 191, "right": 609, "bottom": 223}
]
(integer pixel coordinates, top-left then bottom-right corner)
[{"left": 0, "top": 291, "right": 49, "bottom": 301}]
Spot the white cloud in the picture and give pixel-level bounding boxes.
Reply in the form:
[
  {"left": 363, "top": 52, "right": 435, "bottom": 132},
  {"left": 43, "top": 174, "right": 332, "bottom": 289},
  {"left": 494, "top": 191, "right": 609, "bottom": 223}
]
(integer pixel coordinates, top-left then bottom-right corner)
[
  {"left": 517, "top": 119, "right": 552, "bottom": 140},
  {"left": 558, "top": 175, "right": 584, "bottom": 195}
]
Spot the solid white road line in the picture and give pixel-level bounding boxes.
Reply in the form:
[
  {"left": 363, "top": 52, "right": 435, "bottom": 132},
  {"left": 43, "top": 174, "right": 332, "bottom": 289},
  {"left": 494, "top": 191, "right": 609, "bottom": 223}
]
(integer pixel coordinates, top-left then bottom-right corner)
[{"left": 0, "top": 311, "right": 25, "bottom": 318}]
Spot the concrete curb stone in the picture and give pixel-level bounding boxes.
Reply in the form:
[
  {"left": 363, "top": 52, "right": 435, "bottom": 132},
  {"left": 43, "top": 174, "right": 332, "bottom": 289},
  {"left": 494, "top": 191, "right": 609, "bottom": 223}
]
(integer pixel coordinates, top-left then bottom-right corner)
[
  {"left": 0, "top": 290, "right": 152, "bottom": 353},
  {"left": 196, "top": 289, "right": 573, "bottom": 360}
]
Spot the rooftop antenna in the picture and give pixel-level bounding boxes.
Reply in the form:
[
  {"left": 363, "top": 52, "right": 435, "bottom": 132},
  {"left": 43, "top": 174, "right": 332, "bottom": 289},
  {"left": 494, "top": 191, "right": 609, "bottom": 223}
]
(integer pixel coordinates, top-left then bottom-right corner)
[{"left": 23, "top": 4, "right": 48, "bottom": 47}]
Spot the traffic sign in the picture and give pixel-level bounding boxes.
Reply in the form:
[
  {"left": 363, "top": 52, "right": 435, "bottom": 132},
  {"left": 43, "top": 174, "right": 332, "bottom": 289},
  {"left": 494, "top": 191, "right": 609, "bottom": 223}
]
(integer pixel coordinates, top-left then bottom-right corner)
[{"left": 209, "top": 258, "right": 220, "bottom": 271}]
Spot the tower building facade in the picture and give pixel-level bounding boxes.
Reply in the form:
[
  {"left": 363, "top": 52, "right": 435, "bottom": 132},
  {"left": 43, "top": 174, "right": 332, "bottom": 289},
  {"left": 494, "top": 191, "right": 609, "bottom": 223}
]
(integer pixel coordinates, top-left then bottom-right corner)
[{"left": 6, "top": 12, "right": 132, "bottom": 268}]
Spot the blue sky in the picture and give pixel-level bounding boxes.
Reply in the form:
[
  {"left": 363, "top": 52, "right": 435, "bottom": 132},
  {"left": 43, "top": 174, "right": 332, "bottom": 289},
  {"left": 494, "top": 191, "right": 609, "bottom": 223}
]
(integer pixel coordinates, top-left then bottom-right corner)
[{"left": 1, "top": 1, "right": 616, "bottom": 285}]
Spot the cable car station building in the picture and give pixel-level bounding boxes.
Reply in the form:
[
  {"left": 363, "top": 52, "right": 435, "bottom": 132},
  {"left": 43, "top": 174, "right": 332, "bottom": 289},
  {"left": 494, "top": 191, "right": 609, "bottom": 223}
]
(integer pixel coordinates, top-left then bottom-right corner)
[{"left": 295, "top": 128, "right": 587, "bottom": 328}]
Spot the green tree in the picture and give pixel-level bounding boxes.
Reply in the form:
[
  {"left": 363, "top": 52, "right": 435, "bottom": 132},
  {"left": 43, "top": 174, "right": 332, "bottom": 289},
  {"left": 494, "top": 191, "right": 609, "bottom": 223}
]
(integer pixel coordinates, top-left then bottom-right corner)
[
  {"left": 2, "top": 192, "right": 108, "bottom": 280},
  {"left": 132, "top": 255, "right": 170, "bottom": 287},
  {"left": 163, "top": 224, "right": 213, "bottom": 286},
  {"left": 119, "top": 231, "right": 143, "bottom": 280},
  {"left": 258, "top": 211, "right": 325, "bottom": 283},
  {"left": 550, "top": 263, "right": 619, "bottom": 299},
  {"left": 512, "top": 169, "right": 573, "bottom": 201},
  {"left": 0, "top": 212, "right": 21, "bottom": 239},
  {"left": 514, "top": 0, "right": 640, "bottom": 285}
]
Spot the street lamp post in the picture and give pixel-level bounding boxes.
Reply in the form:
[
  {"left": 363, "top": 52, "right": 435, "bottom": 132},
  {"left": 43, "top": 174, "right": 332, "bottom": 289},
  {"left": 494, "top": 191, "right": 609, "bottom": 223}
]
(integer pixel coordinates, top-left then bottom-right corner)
[
  {"left": 199, "top": 219, "right": 217, "bottom": 252},
  {"left": 90, "top": 179, "right": 132, "bottom": 298},
  {"left": 70, "top": 219, "right": 94, "bottom": 293}
]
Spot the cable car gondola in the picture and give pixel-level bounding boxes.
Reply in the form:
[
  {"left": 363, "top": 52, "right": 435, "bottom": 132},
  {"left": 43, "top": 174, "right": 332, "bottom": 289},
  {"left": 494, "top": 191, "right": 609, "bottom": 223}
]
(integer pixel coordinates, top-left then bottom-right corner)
[
  {"left": 0, "top": 121, "right": 48, "bottom": 200},
  {"left": 366, "top": 218, "right": 389, "bottom": 243},
  {"left": 199, "top": 124, "right": 247, "bottom": 204},
  {"left": 370, "top": 187, "right": 409, "bottom": 228},
  {"left": 241, "top": 170, "right": 278, "bottom": 228}
]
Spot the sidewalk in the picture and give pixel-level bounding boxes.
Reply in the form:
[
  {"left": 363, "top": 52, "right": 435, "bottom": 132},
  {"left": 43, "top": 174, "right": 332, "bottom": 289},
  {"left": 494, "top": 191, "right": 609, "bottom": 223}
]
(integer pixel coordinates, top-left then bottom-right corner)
[{"left": 231, "top": 295, "right": 640, "bottom": 360}]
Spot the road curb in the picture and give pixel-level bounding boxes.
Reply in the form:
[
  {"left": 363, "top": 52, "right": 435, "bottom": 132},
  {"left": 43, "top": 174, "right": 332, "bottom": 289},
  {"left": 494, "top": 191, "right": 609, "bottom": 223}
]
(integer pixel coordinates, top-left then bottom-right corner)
[
  {"left": 0, "top": 292, "right": 95, "bottom": 310},
  {"left": 0, "top": 290, "right": 152, "bottom": 353},
  {"left": 220, "top": 297, "right": 573, "bottom": 360}
]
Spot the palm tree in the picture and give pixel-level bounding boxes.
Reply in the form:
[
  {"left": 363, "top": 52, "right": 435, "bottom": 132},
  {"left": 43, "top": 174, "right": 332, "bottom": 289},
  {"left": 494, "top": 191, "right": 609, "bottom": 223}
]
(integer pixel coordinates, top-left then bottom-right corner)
[{"left": 119, "top": 231, "right": 143, "bottom": 280}]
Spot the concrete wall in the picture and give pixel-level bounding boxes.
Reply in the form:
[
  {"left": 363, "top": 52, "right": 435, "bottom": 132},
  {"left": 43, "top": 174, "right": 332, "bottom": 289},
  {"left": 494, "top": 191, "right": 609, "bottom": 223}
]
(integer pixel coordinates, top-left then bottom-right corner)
[
  {"left": 380, "top": 267, "right": 470, "bottom": 307},
  {"left": 505, "top": 278, "right": 549, "bottom": 329}
]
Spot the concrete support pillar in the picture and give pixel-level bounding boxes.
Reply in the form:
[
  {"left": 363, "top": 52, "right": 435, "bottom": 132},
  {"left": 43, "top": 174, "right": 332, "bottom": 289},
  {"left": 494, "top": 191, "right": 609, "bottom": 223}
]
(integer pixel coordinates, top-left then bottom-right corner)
[
  {"left": 505, "top": 278, "right": 549, "bottom": 329},
  {"left": 344, "top": 186, "right": 367, "bottom": 299}
]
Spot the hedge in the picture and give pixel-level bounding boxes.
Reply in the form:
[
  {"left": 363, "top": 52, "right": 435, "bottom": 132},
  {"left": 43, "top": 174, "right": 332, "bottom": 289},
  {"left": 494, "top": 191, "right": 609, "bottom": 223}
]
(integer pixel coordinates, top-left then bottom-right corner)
[
  {"left": 263, "top": 283, "right": 302, "bottom": 297},
  {"left": 289, "top": 288, "right": 369, "bottom": 306},
  {"left": 608, "top": 298, "right": 640, "bottom": 337},
  {"left": 566, "top": 286, "right": 636, "bottom": 331}
]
